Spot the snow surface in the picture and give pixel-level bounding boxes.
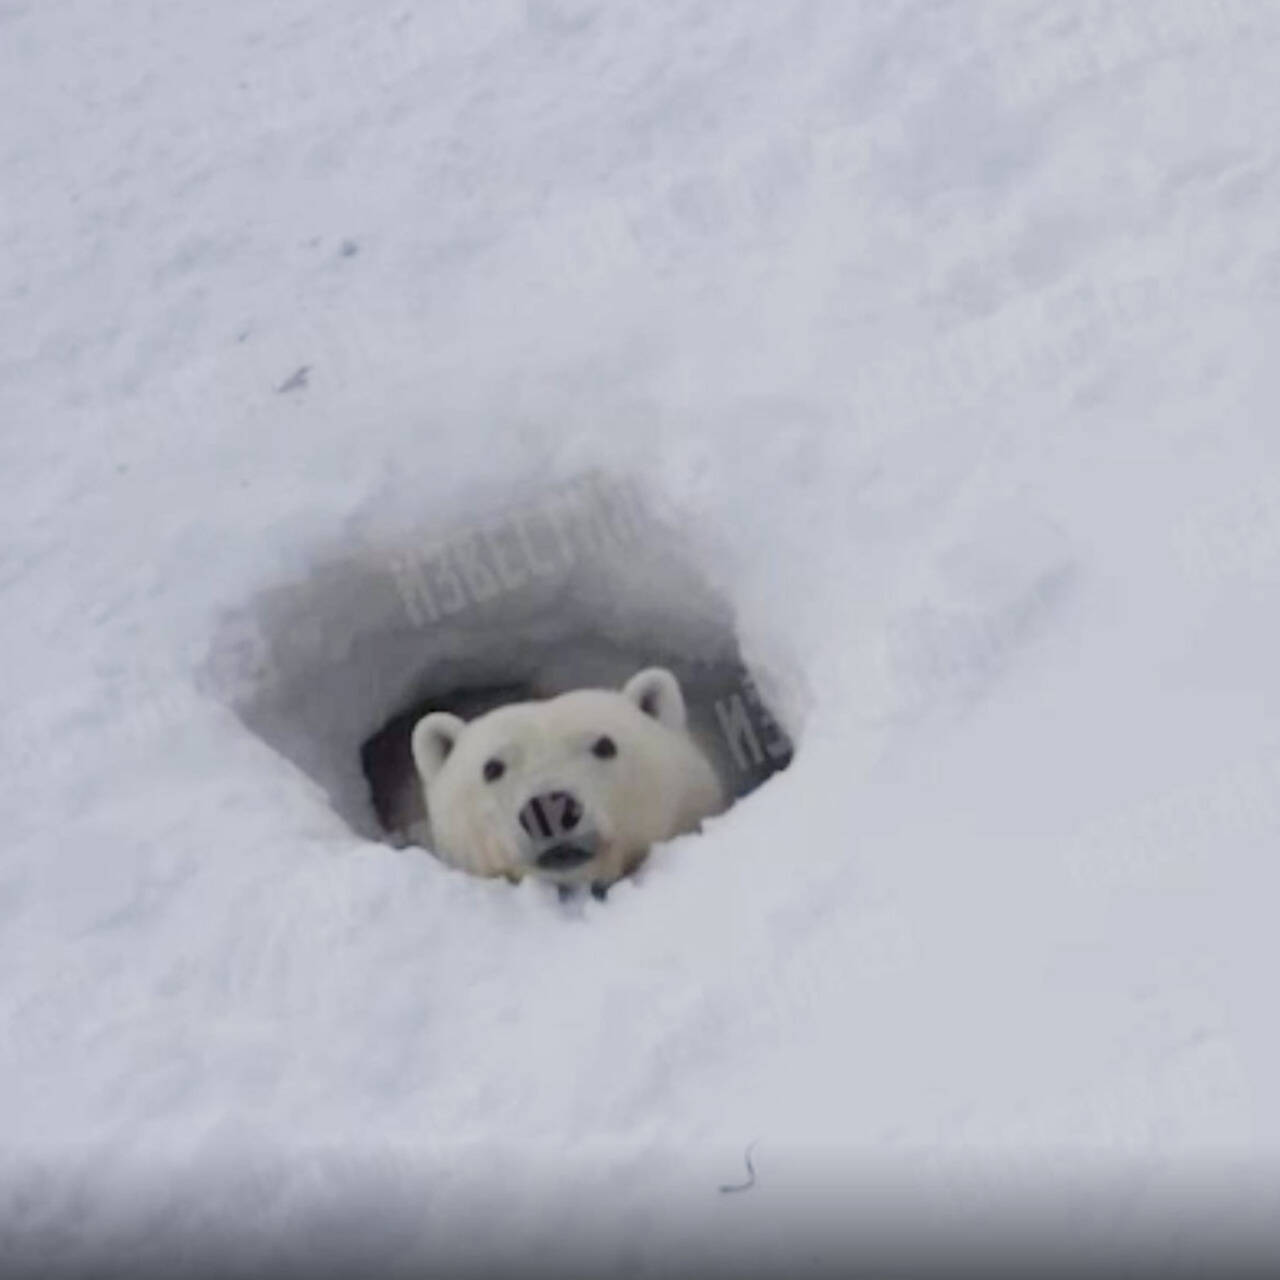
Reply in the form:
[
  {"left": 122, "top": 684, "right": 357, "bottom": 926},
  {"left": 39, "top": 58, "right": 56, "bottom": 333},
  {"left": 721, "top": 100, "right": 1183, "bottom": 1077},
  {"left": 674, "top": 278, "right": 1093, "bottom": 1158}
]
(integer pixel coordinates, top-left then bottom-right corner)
[{"left": 3, "top": 0, "right": 1280, "bottom": 1274}]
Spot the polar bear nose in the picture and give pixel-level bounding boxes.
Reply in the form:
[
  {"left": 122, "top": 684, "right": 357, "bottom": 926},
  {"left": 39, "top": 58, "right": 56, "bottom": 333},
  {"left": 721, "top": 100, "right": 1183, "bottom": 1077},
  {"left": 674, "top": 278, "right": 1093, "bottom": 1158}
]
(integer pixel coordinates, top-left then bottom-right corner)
[{"left": 518, "top": 790, "right": 583, "bottom": 841}]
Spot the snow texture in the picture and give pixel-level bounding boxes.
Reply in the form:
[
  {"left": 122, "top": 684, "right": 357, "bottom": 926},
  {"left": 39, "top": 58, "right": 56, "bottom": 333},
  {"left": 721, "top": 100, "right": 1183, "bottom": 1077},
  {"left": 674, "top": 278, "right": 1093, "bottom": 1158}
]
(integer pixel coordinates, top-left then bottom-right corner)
[{"left": 2, "top": 0, "right": 1279, "bottom": 1275}]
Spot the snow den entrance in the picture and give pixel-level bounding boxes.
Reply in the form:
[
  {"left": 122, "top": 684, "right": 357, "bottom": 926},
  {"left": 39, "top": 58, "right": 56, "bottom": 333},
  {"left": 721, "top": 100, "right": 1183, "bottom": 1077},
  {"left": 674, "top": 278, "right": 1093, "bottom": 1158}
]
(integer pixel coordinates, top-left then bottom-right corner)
[{"left": 202, "top": 472, "right": 795, "bottom": 855}]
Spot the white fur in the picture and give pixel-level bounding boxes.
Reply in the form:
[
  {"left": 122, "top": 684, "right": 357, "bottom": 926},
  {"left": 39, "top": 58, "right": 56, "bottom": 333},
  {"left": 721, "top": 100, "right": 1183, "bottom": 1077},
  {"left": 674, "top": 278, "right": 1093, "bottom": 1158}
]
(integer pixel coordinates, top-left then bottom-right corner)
[{"left": 411, "top": 668, "right": 726, "bottom": 887}]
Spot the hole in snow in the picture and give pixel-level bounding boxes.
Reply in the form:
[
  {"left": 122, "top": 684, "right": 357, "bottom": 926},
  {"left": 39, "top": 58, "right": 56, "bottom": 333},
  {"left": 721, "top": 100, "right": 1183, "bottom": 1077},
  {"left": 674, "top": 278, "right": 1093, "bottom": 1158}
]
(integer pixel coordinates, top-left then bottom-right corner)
[{"left": 199, "top": 471, "right": 796, "bottom": 856}]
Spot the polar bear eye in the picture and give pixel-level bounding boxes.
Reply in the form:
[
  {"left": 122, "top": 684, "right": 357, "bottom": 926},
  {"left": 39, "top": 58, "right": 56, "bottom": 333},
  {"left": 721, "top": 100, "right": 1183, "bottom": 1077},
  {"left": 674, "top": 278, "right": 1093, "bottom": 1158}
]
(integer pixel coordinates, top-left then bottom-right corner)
[
  {"left": 482, "top": 758, "right": 505, "bottom": 782},
  {"left": 591, "top": 735, "right": 617, "bottom": 760}
]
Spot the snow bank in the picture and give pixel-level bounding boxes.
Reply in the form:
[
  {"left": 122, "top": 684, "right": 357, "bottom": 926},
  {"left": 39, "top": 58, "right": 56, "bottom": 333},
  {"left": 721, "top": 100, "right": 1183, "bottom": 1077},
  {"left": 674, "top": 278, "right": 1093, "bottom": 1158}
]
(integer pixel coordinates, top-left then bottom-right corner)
[{"left": 3, "top": 0, "right": 1279, "bottom": 1273}]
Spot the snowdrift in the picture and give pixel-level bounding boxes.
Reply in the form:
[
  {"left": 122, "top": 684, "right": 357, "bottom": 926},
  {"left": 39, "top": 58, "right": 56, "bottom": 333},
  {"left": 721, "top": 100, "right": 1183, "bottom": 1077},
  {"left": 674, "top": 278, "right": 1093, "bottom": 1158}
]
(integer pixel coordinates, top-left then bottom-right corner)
[{"left": 2, "top": 0, "right": 1278, "bottom": 1274}]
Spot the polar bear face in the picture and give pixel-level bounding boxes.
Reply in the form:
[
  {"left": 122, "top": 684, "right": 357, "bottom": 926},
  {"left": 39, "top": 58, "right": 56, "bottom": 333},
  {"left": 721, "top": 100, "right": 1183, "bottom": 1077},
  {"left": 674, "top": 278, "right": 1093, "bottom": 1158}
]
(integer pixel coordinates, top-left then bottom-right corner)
[{"left": 411, "top": 668, "right": 726, "bottom": 889}]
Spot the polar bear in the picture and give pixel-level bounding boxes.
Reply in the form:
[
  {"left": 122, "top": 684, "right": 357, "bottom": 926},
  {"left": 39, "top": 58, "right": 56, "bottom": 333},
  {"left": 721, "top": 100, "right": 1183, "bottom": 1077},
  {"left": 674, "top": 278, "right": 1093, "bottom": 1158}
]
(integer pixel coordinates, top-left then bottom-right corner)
[{"left": 410, "top": 668, "right": 726, "bottom": 893}]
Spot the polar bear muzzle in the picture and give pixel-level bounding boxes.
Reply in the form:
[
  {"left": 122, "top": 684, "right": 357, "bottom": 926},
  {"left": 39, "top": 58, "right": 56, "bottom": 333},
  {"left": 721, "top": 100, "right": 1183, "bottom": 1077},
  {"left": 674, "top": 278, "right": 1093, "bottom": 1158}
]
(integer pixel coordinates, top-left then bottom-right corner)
[{"left": 517, "top": 788, "right": 600, "bottom": 872}]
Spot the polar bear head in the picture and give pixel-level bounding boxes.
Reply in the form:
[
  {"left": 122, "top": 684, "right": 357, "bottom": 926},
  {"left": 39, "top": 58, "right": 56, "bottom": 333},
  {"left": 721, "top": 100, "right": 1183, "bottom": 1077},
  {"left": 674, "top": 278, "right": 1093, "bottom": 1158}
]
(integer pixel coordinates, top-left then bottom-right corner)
[{"left": 410, "top": 668, "right": 726, "bottom": 890}]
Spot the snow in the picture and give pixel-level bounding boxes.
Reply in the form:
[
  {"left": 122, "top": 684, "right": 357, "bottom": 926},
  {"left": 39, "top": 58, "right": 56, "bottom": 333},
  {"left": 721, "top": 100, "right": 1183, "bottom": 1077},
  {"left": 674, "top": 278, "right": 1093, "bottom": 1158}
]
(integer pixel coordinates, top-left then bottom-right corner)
[{"left": 3, "top": 0, "right": 1279, "bottom": 1273}]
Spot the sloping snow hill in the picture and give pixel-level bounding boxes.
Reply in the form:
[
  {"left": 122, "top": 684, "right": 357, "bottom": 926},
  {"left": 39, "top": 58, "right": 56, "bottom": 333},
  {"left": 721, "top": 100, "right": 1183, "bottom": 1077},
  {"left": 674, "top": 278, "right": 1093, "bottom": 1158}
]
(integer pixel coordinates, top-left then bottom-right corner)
[{"left": 2, "top": 1, "right": 1279, "bottom": 1274}]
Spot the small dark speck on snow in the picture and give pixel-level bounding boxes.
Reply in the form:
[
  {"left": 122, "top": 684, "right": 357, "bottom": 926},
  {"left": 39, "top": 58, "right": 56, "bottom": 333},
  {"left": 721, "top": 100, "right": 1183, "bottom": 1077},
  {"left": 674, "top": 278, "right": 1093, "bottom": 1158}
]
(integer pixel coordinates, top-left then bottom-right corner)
[
  {"left": 719, "top": 1140, "right": 759, "bottom": 1194},
  {"left": 276, "top": 366, "right": 310, "bottom": 394}
]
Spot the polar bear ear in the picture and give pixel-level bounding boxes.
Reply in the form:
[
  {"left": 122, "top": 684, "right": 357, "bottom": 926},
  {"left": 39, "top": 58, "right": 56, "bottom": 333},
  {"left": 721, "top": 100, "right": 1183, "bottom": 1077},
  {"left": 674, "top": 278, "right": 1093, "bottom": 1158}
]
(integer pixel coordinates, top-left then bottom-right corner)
[
  {"left": 622, "top": 667, "right": 687, "bottom": 730},
  {"left": 411, "top": 712, "right": 466, "bottom": 784}
]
